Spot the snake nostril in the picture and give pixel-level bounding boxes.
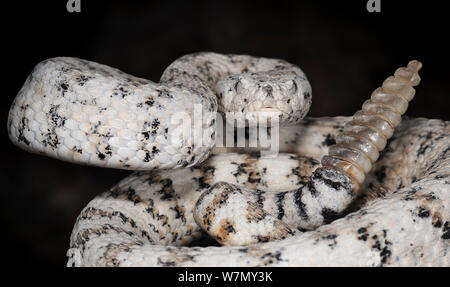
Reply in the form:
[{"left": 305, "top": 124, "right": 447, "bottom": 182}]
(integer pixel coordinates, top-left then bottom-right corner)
[{"left": 263, "top": 85, "right": 273, "bottom": 98}]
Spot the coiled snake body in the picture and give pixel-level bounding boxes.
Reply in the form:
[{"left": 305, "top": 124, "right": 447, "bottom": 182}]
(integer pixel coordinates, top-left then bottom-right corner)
[{"left": 8, "top": 53, "right": 449, "bottom": 266}]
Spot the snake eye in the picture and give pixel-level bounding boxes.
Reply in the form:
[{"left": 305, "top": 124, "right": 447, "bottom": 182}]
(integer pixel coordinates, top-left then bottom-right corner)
[
  {"left": 291, "top": 80, "right": 298, "bottom": 93},
  {"left": 233, "top": 79, "right": 241, "bottom": 92}
]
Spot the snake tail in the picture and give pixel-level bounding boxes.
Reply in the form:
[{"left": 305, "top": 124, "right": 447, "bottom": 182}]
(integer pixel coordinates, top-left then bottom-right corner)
[{"left": 322, "top": 60, "right": 422, "bottom": 190}]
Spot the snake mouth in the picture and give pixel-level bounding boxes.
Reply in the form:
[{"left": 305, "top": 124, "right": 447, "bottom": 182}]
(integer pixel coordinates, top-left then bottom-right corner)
[
  {"left": 248, "top": 104, "right": 290, "bottom": 115},
  {"left": 259, "top": 107, "right": 283, "bottom": 113},
  {"left": 255, "top": 107, "right": 290, "bottom": 120}
]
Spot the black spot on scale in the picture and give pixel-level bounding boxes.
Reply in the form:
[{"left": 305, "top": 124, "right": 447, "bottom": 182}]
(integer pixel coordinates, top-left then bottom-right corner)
[
  {"left": 275, "top": 192, "right": 288, "bottom": 220},
  {"left": 303, "top": 91, "right": 311, "bottom": 99},
  {"left": 151, "top": 118, "right": 160, "bottom": 135},
  {"left": 231, "top": 162, "right": 247, "bottom": 177},
  {"left": 380, "top": 246, "right": 392, "bottom": 264},
  {"left": 442, "top": 222, "right": 450, "bottom": 240},
  {"left": 118, "top": 86, "right": 130, "bottom": 98},
  {"left": 142, "top": 131, "right": 150, "bottom": 140},
  {"left": 109, "top": 210, "right": 137, "bottom": 228},
  {"left": 321, "top": 208, "right": 339, "bottom": 224},
  {"left": 322, "top": 134, "right": 336, "bottom": 147},
  {"left": 374, "top": 166, "right": 387, "bottom": 182},
  {"left": 194, "top": 176, "right": 211, "bottom": 190},
  {"left": 357, "top": 227, "right": 369, "bottom": 241},
  {"left": 254, "top": 190, "right": 265, "bottom": 205},
  {"left": 247, "top": 171, "right": 262, "bottom": 184},
  {"left": 238, "top": 247, "right": 249, "bottom": 253},
  {"left": 306, "top": 180, "right": 318, "bottom": 197},
  {"left": 125, "top": 187, "right": 141, "bottom": 205},
  {"left": 75, "top": 74, "right": 91, "bottom": 86},
  {"left": 435, "top": 174, "right": 448, "bottom": 180},
  {"left": 72, "top": 146, "right": 83, "bottom": 154},
  {"left": 201, "top": 165, "right": 216, "bottom": 177},
  {"left": 157, "top": 258, "right": 176, "bottom": 267},
  {"left": 418, "top": 131, "right": 433, "bottom": 140},
  {"left": 158, "top": 178, "right": 175, "bottom": 200},
  {"left": 97, "top": 152, "right": 106, "bottom": 160},
  {"left": 293, "top": 187, "right": 309, "bottom": 220},
  {"left": 417, "top": 206, "right": 430, "bottom": 218},
  {"left": 42, "top": 129, "right": 60, "bottom": 149},
  {"left": 105, "top": 145, "right": 112, "bottom": 156},
  {"left": 57, "top": 81, "right": 69, "bottom": 96},
  {"left": 171, "top": 205, "right": 187, "bottom": 223},
  {"left": 17, "top": 117, "right": 30, "bottom": 146},
  {"left": 416, "top": 142, "right": 431, "bottom": 157},
  {"left": 222, "top": 221, "right": 236, "bottom": 235},
  {"left": 143, "top": 152, "right": 151, "bottom": 162},
  {"left": 157, "top": 89, "right": 173, "bottom": 99},
  {"left": 433, "top": 218, "right": 442, "bottom": 228},
  {"left": 322, "top": 234, "right": 338, "bottom": 248},
  {"left": 48, "top": 105, "right": 66, "bottom": 127},
  {"left": 255, "top": 235, "right": 270, "bottom": 243}
]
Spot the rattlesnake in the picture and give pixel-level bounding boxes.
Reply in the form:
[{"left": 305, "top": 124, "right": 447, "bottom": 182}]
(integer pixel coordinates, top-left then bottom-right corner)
[{"left": 7, "top": 53, "right": 449, "bottom": 266}]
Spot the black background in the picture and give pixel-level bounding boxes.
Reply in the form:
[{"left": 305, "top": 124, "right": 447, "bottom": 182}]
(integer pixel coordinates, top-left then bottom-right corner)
[{"left": 1, "top": 0, "right": 449, "bottom": 266}]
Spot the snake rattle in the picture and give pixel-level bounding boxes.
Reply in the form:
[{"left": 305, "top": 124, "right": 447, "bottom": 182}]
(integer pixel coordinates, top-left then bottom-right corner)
[{"left": 8, "top": 53, "right": 449, "bottom": 266}]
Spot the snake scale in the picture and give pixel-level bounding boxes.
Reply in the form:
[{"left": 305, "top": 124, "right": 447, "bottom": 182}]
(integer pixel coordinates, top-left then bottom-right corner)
[{"left": 7, "top": 52, "right": 449, "bottom": 266}]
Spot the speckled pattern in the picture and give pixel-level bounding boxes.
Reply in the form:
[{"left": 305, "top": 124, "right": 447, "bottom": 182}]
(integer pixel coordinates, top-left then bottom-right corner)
[
  {"left": 67, "top": 117, "right": 449, "bottom": 266},
  {"left": 7, "top": 54, "right": 448, "bottom": 266}
]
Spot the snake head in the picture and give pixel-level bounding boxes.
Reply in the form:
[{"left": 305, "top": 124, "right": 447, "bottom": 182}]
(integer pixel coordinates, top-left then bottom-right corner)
[{"left": 215, "top": 70, "right": 312, "bottom": 127}]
